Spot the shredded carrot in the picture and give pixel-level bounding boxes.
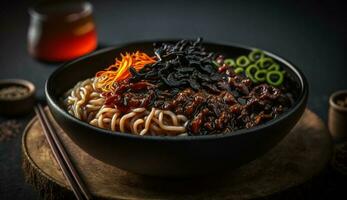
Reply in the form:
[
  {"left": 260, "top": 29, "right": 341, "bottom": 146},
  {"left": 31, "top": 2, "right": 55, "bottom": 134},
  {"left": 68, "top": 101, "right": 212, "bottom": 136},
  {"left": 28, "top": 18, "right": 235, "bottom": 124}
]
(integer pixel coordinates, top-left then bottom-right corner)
[{"left": 95, "top": 51, "right": 156, "bottom": 92}]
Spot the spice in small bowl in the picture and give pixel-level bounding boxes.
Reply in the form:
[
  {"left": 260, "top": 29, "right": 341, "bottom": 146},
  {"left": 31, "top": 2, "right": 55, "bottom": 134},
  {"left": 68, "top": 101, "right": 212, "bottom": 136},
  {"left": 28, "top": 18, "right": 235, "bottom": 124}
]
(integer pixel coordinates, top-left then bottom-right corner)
[
  {"left": 0, "top": 85, "right": 30, "bottom": 100},
  {"left": 335, "top": 96, "right": 347, "bottom": 108},
  {"left": 329, "top": 90, "right": 347, "bottom": 142},
  {"left": 0, "top": 79, "right": 36, "bottom": 116}
]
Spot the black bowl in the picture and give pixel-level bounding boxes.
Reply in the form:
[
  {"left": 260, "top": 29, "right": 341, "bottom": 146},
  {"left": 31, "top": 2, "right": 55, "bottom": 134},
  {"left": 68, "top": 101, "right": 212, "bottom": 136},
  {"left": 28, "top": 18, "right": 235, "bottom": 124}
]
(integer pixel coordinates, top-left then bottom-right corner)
[{"left": 46, "top": 40, "right": 308, "bottom": 177}]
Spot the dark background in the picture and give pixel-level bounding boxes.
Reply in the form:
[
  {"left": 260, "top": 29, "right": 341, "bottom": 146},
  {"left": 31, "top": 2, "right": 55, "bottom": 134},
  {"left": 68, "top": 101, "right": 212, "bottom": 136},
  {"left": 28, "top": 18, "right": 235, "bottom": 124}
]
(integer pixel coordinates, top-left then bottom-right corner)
[{"left": 0, "top": 0, "right": 346, "bottom": 199}]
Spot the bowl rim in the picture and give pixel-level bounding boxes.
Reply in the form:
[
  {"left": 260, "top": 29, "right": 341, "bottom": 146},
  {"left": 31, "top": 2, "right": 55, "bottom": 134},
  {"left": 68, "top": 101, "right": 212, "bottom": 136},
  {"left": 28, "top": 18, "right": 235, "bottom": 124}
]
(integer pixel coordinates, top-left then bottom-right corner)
[{"left": 46, "top": 39, "right": 308, "bottom": 141}]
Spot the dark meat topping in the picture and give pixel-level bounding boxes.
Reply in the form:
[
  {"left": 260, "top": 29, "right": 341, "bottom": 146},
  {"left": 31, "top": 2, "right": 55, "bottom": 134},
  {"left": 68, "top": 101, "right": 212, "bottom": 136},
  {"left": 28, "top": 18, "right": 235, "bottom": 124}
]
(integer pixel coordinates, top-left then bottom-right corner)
[
  {"left": 152, "top": 84, "right": 290, "bottom": 135},
  {"left": 103, "top": 81, "right": 156, "bottom": 113}
]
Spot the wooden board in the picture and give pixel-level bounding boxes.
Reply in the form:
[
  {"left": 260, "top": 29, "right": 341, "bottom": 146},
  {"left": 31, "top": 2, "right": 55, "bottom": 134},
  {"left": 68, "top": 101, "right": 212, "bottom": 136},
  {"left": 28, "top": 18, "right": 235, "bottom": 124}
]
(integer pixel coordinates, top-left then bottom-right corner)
[{"left": 22, "top": 109, "right": 332, "bottom": 200}]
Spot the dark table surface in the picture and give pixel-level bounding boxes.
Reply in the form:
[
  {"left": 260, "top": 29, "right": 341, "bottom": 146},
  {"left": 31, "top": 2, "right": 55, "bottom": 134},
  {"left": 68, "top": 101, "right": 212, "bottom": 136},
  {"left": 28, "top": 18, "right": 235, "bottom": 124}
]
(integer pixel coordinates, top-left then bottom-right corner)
[{"left": 0, "top": 0, "right": 346, "bottom": 199}]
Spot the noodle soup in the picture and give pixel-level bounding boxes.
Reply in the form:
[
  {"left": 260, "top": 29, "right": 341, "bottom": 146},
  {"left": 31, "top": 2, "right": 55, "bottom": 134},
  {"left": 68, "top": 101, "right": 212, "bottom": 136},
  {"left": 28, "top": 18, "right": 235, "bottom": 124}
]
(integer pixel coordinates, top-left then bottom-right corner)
[{"left": 63, "top": 38, "right": 295, "bottom": 136}]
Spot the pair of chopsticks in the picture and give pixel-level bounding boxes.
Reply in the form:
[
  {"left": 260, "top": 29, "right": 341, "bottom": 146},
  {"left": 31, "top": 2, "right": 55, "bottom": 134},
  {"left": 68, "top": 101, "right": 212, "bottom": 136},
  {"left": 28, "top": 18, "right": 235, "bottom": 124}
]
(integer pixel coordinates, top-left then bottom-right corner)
[{"left": 34, "top": 104, "right": 92, "bottom": 200}]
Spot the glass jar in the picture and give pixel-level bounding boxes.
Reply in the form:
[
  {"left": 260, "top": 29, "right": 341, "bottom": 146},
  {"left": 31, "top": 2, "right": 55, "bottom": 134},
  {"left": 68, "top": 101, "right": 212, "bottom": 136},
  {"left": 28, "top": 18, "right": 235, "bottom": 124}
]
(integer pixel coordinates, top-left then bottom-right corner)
[{"left": 28, "top": 1, "right": 97, "bottom": 61}]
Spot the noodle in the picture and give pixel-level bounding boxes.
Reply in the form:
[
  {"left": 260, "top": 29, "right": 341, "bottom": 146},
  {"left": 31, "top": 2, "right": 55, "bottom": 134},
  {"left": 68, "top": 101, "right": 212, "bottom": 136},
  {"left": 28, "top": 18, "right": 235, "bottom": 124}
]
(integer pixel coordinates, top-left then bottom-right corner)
[{"left": 64, "top": 78, "right": 188, "bottom": 136}]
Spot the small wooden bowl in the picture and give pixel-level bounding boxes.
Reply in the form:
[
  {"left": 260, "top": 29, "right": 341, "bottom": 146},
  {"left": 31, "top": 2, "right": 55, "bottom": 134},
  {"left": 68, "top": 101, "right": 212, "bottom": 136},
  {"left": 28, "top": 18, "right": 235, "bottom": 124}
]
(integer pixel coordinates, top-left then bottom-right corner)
[
  {"left": 0, "top": 79, "right": 36, "bottom": 116},
  {"left": 329, "top": 90, "right": 347, "bottom": 141}
]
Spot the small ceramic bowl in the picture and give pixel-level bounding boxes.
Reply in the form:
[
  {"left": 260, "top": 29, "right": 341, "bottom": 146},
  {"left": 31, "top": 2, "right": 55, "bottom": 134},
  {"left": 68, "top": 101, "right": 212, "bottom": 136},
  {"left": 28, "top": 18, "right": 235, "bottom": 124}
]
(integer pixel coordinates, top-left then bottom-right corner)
[
  {"left": 0, "top": 79, "right": 36, "bottom": 116},
  {"left": 329, "top": 90, "right": 347, "bottom": 141}
]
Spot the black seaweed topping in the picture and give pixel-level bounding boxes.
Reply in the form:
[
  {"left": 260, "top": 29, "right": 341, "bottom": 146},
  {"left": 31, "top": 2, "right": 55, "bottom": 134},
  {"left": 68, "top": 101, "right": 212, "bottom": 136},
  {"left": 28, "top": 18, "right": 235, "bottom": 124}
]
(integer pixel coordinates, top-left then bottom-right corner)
[{"left": 130, "top": 38, "right": 224, "bottom": 92}]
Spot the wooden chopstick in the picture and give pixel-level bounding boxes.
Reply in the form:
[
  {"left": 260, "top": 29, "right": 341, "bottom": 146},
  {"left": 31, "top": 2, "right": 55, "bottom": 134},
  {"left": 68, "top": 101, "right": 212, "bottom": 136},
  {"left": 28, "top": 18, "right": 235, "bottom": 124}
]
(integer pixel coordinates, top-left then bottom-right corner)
[{"left": 34, "top": 104, "right": 92, "bottom": 200}]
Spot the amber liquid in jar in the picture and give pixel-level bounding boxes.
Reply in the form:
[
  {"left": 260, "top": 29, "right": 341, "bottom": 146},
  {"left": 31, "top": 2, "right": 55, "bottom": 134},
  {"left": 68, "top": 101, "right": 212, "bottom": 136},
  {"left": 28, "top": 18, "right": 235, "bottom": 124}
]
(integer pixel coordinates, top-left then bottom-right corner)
[{"left": 28, "top": 1, "right": 97, "bottom": 61}]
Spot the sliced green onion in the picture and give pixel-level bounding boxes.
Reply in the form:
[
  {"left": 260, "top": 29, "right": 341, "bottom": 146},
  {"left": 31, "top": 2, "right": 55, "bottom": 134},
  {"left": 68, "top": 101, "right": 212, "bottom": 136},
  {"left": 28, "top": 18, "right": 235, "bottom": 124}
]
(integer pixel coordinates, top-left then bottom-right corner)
[
  {"left": 249, "top": 49, "right": 264, "bottom": 62},
  {"left": 236, "top": 56, "right": 250, "bottom": 68},
  {"left": 267, "top": 63, "right": 280, "bottom": 71},
  {"left": 212, "top": 60, "right": 219, "bottom": 67},
  {"left": 257, "top": 57, "right": 274, "bottom": 69},
  {"left": 234, "top": 67, "right": 244, "bottom": 74},
  {"left": 266, "top": 71, "right": 284, "bottom": 86},
  {"left": 224, "top": 58, "right": 235, "bottom": 67},
  {"left": 245, "top": 64, "right": 259, "bottom": 83},
  {"left": 254, "top": 69, "right": 267, "bottom": 82}
]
